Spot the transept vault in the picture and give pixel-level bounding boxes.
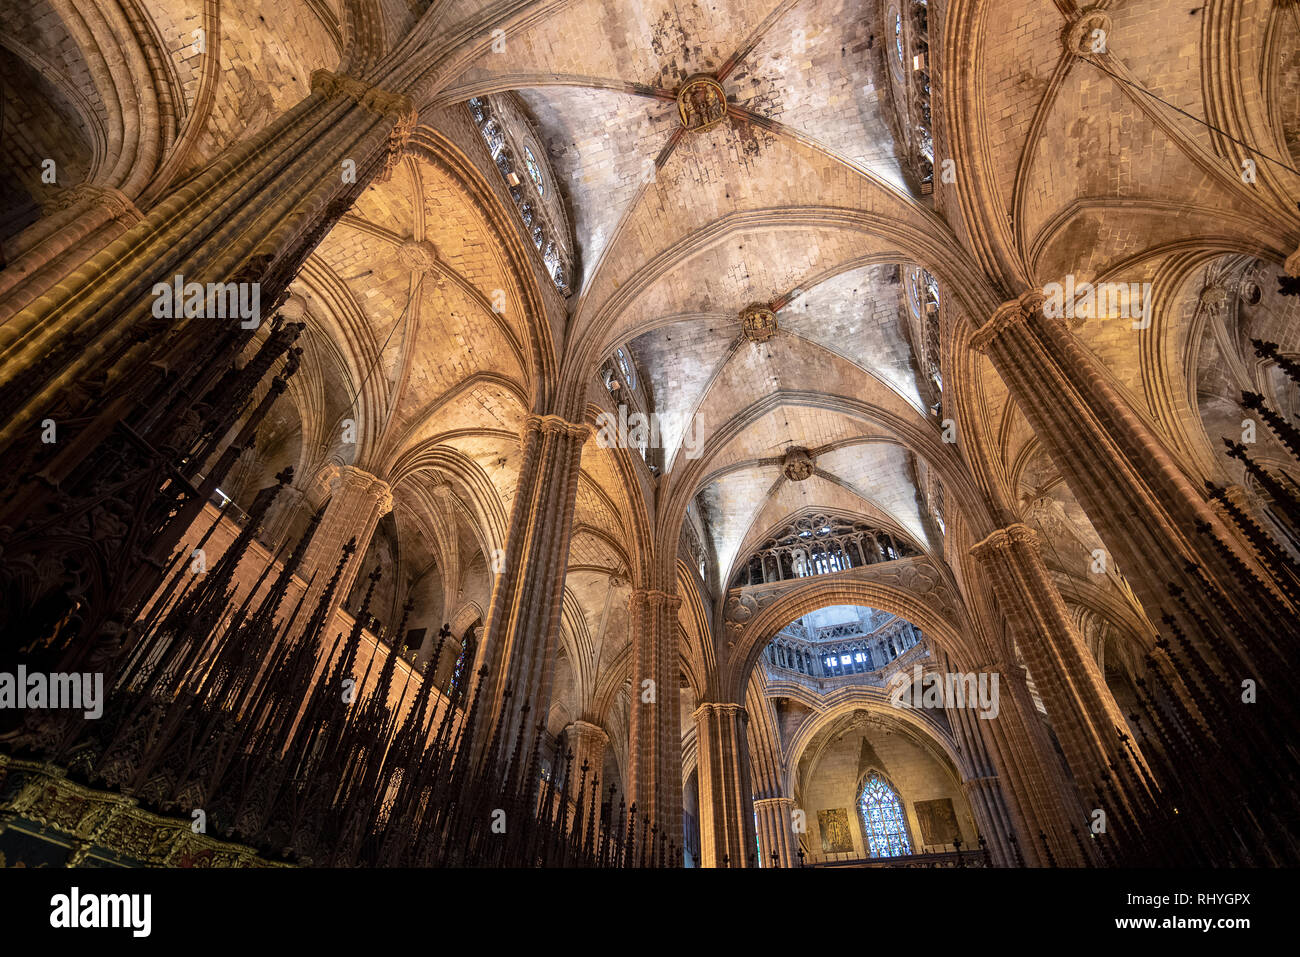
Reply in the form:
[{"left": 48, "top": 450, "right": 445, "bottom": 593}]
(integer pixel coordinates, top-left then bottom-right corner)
[{"left": 0, "top": 0, "right": 1298, "bottom": 879}]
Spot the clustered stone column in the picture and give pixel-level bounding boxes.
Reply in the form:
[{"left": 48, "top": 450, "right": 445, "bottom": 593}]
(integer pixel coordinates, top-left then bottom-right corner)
[
  {"left": 971, "top": 524, "right": 1147, "bottom": 836},
  {"left": 0, "top": 186, "right": 142, "bottom": 320},
  {"left": 939, "top": 653, "right": 1020, "bottom": 866},
  {"left": 694, "top": 701, "right": 756, "bottom": 867},
  {"left": 479, "top": 414, "right": 588, "bottom": 756},
  {"left": 628, "top": 588, "right": 683, "bottom": 849},
  {"left": 259, "top": 483, "right": 307, "bottom": 551},
  {"left": 752, "top": 796, "right": 797, "bottom": 867},
  {"left": 297, "top": 465, "right": 394, "bottom": 620},
  {"left": 0, "top": 67, "right": 414, "bottom": 451},
  {"left": 564, "top": 720, "right": 610, "bottom": 787},
  {"left": 962, "top": 642, "right": 1085, "bottom": 866},
  {"left": 970, "top": 292, "right": 1280, "bottom": 643}
]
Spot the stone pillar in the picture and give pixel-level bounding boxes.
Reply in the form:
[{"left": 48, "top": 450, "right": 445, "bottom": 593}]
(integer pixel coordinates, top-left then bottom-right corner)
[
  {"left": 259, "top": 484, "right": 307, "bottom": 551},
  {"left": 942, "top": 675, "right": 1019, "bottom": 866},
  {"left": 694, "top": 702, "right": 756, "bottom": 868},
  {"left": 0, "top": 186, "right": 142, "bottom": 316},
  {"left": 0, "top": 68, "right": 415, "bottom": 451},
  {"left": 753, "top": 796, "right": 797, "bottom": 867},
  {"left": 970, "top": 292, "right": 1282, "bottom": 644},
  {"left": 628, "top": 588, "right": 683, "bottom": 851},
  {"left": 479, "top": 414, "right": 588, "bottom": 757},
  {"left": 564, "top": 720, "right": 609, "bottom": 786},
  {"left": 971, "top": 524, "right": 1147, "bottom": 840},
  {"left": 429, "top": 483, "right": 461, "bottom": 618},
  {"left": 298, "top": 465, "right": 393, "bottom": 621}
]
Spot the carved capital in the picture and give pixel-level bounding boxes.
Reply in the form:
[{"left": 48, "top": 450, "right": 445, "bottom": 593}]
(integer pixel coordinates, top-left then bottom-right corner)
[
  {"left": 752, "top": 796, "right": 797, "bottom": 810},
  {"left": 968, "top": 522, "right": 1039, "bottom": 562},
  {"left": 630, "top": 588, "right": 682, "bottom": 616},
  {"left": 43, "top": 184, "right": 141, "bottom": 226},
  {"left": 693, "top": 701, "right": 748, "bottom": 724},
  {"left": 969, "top": 292, "right": 1044, "bottom": 354},
  {"left": 334, "top": 465, "right": 393, "bottom": 515},
  {"left": 311, "top": 69, "right": 416, "bottom": 123},
  {"left": 566, "top": 719, "right": 609, "bottom": 745},
  {"left": 522, "top": 413, "right": 591, "bottom": 441}
]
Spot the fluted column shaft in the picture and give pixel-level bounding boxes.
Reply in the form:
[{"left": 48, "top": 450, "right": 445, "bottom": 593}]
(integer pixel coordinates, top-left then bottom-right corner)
[
  {"left": 695, "top": 702, "right": 756, "bottom": 868},
  {"left": 753, "top": 796, "right": 796, "bottom": 867},
  {"left": 259, "top": 483, "right": 307, "bottom": 552},
  {"left": 967, "top": 651, "right": 1083, "bottom": 866},
  {"left": 479, "top": 414, "right": 588, "bottom": 755},
  {"left": 565, "top": 720, "right": 609, "bottom": 785},
  {"left": 971, "top": 525, "right": 1146, "bottom": 830},
  {"left": 971, "top": 292, "right": 1281, "bottom": 645},
  {"left": 298, "top": 465, "right": 393, "bottom": 622},
  {"left": 0, "top": 68, "right": 415, "bottom": 451},
  {"left": 942, "top": 673, "right": 1018, "bottom": 866},
  {"left": 628, "top": 588, "right": 683, "bottom": 851},
  {"left": 0, "top": 187, "right": 142, "bottom": 315}
]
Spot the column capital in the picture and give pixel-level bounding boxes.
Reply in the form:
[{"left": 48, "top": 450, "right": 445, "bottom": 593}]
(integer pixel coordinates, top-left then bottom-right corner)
[
  {"left": 969, "top": 291, "right": 1045, "bottom": 354},
  {"left": 42, "top": 184, "right": 141, "bottom": 226},
  {"left": 1286, "top": 244, "right": 1300, "bottom": 279},
  {"left": 566, "top": 719, "right": 609, "bottom": 744},
  {"left": 968, "top": 522, "right": 1039, "bottom": 561},
  {"left": 334, "top": 465, "right": 394, "bottom": 515},
  {"left": 310, "top": 69, "right": 415, "bottom": 122},
  {"left": 693, "top": 701, "right": 748, "bottom": 723},
  {"left": 521, "top": 413, "right": 591, "bottom": 442},
  {"left": 630, "top": 588, "right": 682, "bottom": 612}
]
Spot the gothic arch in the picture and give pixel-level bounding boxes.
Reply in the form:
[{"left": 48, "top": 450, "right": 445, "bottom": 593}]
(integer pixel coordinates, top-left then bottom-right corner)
[{"left": 718, "top": 565, "right": 978, "bottom": 703}]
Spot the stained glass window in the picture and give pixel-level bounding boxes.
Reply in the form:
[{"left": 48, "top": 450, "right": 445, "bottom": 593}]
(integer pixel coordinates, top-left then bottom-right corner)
[
  {"left": 482, "top": 119, "right": 506, "bottom": 158},
  {"left": 449, "top": 629, "right": 476, "bottom": 702},
  {"left": 523, "top": 144, "right": 544, "bottom": 194},
  {"left": 543, "top": 241, "right": 564, "bottom": 289},
  {"left": 615, "top": 348, "right": 634, "bottom": 388},
  {"left": 894, "top": 13, "right": 904, "bottom": 63},
  {"left": 469, "top": 98, "right": 567, "bottom": 293},
  {"left": 858, "top": 773, "right": 912, "bottom": 857}
]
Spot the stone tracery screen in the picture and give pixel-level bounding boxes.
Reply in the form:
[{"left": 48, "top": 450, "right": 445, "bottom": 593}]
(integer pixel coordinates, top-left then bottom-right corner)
[{"left": 731, "top": 514, "right": 919, "bottom": 588}]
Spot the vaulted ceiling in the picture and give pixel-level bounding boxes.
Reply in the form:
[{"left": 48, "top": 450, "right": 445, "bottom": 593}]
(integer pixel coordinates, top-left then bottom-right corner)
[{"left": 3, "top": 0, "right": 1297, "bottom": 737}]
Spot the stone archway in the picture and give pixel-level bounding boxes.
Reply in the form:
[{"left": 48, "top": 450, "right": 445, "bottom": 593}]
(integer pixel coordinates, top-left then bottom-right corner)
[{"left": 719, "top": 557, "right": 980, "bottom": 703}]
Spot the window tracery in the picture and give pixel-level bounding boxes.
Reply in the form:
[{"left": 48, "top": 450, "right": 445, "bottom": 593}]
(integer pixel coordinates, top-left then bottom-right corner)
[
  {"left": 859, "top": 773, "right": 912, "bottom": 857},
  {"left": 885, "top": 1, "right": 934, "bottom": 195},
  {"left": 764, "top": 617, "right": 924, "bottom": 679},
  {"left": 523, "top": 144, "right": 544, "bottom": 193},
  {"left": 731, "top": 514, "right": 919, "bottom": 588},
  {"left": 614, "top": 347, "right": 635, "bottom": 389},
  {"left": 467, "top": 97, "right": 573, "bottom": 294}
]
